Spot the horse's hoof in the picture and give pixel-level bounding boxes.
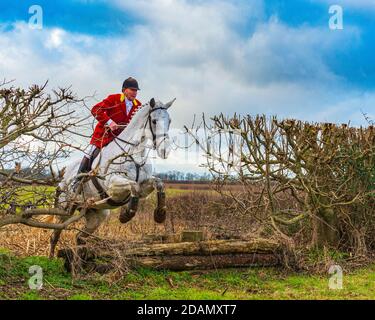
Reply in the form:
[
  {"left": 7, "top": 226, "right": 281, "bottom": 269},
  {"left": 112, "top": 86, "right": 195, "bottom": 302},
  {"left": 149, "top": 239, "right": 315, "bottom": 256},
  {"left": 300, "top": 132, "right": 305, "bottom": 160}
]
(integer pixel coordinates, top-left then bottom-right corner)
[
  {"left": 154, "top": 207, "right": 166, "bottom": 224},
  {"left": 119, "top": 207, "right": 136, "bottom": 224}
]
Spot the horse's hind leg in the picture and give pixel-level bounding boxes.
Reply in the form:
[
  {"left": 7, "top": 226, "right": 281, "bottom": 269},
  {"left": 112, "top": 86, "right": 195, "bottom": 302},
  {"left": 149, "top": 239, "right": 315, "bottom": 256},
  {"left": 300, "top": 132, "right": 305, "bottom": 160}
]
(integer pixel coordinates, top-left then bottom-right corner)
[
  {"left": 49, "top": 216, "right": 68, "bottom": 258},
  {"left": 76, "top": 209, "right": 110, "bottom": 246},
  {"left": 49, "top": 197, "right": 78, "bottom": 258}
]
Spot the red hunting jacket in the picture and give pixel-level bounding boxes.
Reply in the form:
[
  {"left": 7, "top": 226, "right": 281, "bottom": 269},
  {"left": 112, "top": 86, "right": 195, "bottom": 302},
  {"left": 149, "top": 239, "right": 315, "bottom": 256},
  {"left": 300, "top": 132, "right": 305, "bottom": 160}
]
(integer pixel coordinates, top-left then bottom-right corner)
[{"left": 90, "top": 93, "right": 142, "bottom": 149}]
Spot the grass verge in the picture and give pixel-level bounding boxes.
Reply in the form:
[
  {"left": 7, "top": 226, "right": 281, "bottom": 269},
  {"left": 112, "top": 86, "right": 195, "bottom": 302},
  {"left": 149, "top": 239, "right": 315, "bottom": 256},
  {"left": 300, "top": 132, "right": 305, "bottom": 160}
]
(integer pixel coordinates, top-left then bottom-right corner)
[{"left": 1, "top": 250, "right": 374, "bottom": 300}]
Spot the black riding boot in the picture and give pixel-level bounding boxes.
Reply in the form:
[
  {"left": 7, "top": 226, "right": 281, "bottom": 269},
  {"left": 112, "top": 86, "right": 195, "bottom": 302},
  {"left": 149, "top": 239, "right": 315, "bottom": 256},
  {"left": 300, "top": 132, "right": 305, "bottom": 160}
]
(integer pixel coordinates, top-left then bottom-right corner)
[{"left": 72, "top": 156, "right": 91, "bottom": 192}]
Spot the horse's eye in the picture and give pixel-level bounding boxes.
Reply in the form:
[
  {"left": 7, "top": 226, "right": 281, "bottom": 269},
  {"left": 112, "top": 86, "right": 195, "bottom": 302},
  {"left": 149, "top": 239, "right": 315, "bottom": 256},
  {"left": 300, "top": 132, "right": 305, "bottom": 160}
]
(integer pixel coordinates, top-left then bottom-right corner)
[{"left": 152, "top": 119, "right": 157, "bottom": 125}]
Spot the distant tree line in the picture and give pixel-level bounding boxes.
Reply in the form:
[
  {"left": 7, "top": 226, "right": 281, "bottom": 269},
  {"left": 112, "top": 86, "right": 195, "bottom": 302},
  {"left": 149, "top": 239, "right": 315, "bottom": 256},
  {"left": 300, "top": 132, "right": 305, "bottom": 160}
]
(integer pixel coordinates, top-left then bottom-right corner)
[
  {"left": 0, "top": 166, "right": 49, "bottom": 182},
  {"left": 1, "top": 167, "right": 212, "bottom": 183},
  {"left": 154, "top": 170, "right": 212, "bottom": 181}
]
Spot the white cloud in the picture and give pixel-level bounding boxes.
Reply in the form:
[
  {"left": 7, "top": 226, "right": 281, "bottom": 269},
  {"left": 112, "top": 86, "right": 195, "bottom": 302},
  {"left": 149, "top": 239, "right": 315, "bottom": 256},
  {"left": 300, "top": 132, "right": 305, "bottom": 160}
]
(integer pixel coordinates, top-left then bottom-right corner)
[
  {"left": 0, "top": 0, "right": 373, "bottom": 173},
  {"left": 45, "top": 28, "right": 65, "bottom": 48}
]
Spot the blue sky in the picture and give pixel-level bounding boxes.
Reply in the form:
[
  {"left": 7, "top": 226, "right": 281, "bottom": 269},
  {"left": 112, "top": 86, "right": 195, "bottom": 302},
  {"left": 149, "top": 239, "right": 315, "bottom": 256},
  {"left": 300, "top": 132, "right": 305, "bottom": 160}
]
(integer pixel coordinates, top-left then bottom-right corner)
[
  {"left": 0, "top": 0, "right": 138, "bottom": 36},
  {"left": 0, "top": 0, "right": 374, "bottom": 172},
  {"left": 1, "top": 0, "right": 374, "bottom": 89}
]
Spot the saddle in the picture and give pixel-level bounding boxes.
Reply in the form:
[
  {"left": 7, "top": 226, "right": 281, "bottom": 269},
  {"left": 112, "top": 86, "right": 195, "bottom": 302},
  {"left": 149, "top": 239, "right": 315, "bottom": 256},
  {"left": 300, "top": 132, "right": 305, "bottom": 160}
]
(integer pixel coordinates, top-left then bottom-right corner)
[{"left": 86, "top": 147, "right": 131, "bottom": 207}]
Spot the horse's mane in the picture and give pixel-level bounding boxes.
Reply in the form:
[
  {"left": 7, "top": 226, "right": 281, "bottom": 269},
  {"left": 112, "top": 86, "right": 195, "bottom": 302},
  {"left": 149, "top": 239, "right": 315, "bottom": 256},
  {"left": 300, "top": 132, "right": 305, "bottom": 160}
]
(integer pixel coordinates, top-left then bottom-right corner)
[{"left": 120, "top": 102, "right": 151, "bottom": 136}]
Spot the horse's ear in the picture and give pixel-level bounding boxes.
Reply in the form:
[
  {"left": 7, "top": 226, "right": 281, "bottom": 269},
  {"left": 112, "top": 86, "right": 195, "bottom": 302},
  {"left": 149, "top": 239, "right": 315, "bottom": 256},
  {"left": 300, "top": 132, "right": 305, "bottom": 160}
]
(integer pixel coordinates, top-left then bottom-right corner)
[
  {"left": 165, "top": 98, "right": 176, "bottom": 109},
  {"left": 150, "top": 98, "right": 156, "bottom": 108}
]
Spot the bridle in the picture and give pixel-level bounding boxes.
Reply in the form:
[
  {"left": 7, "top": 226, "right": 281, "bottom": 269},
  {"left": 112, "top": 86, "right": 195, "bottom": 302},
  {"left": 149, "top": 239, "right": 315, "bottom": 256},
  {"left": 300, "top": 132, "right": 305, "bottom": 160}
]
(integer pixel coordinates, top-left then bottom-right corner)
[
  {"left": 112, "top": 105, "right": 169, "bottom": 151},
  {"left": 147, "top": 106, "right": 170, "bottom": 150},
  {"left": 107, "top": 105, "right": 170, "bottom": 181}
]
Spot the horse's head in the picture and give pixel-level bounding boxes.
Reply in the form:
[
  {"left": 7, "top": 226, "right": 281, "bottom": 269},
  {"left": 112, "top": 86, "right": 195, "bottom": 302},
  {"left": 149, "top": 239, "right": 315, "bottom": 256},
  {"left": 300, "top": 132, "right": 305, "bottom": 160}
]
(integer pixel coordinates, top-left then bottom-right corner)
[{"left": 148, "top": 98, "right": 175, "bottom": 159}]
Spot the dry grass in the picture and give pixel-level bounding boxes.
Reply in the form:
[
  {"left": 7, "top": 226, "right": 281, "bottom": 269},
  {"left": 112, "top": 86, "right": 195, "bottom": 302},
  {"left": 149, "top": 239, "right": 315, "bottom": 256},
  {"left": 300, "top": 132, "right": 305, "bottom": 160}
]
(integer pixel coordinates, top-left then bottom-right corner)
[
  {"left": 1, "top": 188, "right": 255, "bottom": 257},
  {"left": 1, "top": 186, "right": 371, "bottom": 276},
  {"left": 0, "top": 206, "right": 170, "bottom": 257}
]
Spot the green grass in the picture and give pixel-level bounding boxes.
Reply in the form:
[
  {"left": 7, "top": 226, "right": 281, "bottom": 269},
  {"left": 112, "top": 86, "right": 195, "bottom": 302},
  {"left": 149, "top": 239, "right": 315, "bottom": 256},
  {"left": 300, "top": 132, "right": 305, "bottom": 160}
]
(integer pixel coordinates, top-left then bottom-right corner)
[
  {"left": 68, "top": 294, "right": 93, "bottom": 300},
  {"left": 0, "top": 185, "right": 56, "bottom": 212},
  {"left": 21, "top": 291, "right": 42, "bottom": 300},
  {"left": 1, "top": 186, "right": 196, "bottom": 214},
  {"left": 1, "top": 250, "right": 375, "bottom": 300}
]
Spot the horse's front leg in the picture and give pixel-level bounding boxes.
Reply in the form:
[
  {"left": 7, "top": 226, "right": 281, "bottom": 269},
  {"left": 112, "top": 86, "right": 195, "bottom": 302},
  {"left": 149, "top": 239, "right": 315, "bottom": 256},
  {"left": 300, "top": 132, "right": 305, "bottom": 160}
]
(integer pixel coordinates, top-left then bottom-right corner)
[
  {"left": 106, "top": 175, "right": 139, "bottom": 203},
  {"left": 118, "top": 177, "right": 166, "bottom": 224},
  {"left": 118, "top": 177, "right": 153, "bottom": 224},
  {"left": 119, "top": 195, "right": 139, "bottom": 224},
  {"left": 139, "top": 176, "right": 167, "bottom": 223},
  {"left": 76, "top": 209, "right": 110, "bottom": 246}
]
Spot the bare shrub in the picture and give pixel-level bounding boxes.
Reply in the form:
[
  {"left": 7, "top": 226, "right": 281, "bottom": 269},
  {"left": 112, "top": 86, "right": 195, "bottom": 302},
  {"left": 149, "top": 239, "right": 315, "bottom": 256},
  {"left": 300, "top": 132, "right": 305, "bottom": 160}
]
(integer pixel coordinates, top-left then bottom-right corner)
[{"left": 186, "top": 114, "right": 375, "bottom": 256}]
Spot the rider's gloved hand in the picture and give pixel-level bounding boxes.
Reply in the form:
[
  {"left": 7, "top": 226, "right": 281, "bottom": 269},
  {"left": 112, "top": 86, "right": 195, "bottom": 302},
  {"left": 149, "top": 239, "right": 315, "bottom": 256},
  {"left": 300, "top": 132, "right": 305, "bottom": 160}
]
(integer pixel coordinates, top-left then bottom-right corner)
[{"left": 106, "top": 119, "right": 120, "bottom": 131}]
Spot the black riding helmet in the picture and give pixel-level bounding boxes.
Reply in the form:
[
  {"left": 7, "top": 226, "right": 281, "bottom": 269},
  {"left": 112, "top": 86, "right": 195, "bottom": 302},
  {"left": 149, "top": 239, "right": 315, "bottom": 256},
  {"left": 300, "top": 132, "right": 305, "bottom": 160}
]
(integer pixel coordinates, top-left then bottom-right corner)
[{"left": 122, "top": 77, "right": 140, "bottom": 91}]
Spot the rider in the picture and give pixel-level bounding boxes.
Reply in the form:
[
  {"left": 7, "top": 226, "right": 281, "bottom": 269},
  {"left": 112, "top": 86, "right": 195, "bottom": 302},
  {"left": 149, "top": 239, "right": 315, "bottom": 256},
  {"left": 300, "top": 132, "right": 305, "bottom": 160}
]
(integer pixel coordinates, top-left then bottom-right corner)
[{"left": 72, "top": 77, "right": 142, "bottom": 190}]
